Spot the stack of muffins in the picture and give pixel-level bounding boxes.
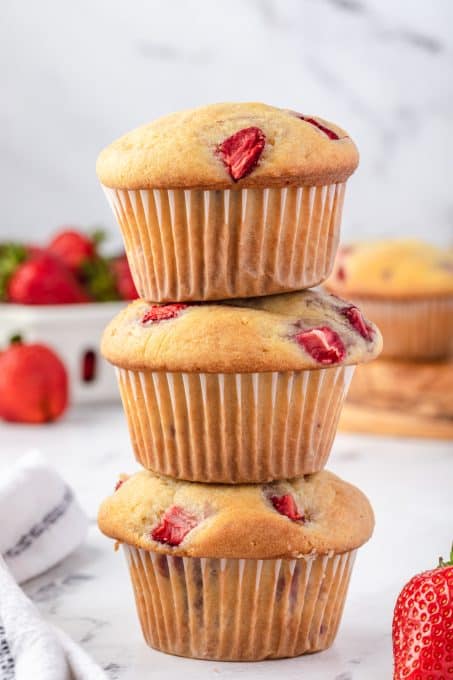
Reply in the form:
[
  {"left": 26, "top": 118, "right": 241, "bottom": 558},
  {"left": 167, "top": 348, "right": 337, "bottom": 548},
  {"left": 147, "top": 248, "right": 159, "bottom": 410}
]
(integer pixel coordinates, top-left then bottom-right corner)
[{"left": 96, "top": 103, "right": 382, "bottom": 661}]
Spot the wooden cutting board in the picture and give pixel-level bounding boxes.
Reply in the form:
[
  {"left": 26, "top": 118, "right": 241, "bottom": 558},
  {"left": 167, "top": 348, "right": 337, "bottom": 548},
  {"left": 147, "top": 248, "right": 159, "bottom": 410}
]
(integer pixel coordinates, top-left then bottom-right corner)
[{"left": 339, "top": 358, "right": 453, "bottom": 439}]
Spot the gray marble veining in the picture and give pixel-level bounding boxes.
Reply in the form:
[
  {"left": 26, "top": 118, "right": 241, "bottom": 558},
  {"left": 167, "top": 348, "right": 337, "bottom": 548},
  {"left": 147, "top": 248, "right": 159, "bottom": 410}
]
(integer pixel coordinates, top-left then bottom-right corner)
[{"left": 1, "top": 0, "right": 452, "bottom": 246}]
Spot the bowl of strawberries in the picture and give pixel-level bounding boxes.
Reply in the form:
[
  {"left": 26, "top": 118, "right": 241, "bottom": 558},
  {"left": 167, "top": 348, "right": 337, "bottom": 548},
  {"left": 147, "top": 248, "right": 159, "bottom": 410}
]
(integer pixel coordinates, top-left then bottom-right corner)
[{"left": 0, "top": 227, "right": 138, "bottom": 406}]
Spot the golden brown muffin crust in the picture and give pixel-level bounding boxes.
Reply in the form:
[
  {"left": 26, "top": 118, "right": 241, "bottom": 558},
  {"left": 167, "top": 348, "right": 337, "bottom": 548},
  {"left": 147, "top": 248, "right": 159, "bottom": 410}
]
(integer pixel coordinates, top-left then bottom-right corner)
[
  {"left": 101, "top": 290, "right": 382, "bottom": 373},
  {"left": 98, "top": 469, "right": 374, "bottom": 558},
  {"left": 325, "top": 239, "right": 453, "bottom": 299},
  {"left": 96, "top": 102, "right": 359, "bottom": 190}
]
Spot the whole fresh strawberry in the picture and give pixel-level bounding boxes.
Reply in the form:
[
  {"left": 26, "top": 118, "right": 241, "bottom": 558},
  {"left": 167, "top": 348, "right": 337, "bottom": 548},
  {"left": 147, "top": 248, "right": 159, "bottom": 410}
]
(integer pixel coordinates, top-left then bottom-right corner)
[
  {"left": 8, "top": 253, "right": 89, "bottom": 304},
  {"left": 48, "top": 228, "right": 96, "bottom": 271},
  {"left": 392, "top": 545, "right": 453, "bottom": 679},
  {"left": 0, "top": 338, "right": 68, "bottom": 423},
  {"left": 110, "top": 254, "right": 138, "bottom": 300}
]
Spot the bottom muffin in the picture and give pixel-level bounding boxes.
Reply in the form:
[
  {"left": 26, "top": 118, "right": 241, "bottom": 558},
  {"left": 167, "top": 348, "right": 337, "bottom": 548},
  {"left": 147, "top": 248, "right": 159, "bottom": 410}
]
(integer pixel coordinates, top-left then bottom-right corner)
[{"left": 98, "top": 469, "right": 374, "bottom": 661}]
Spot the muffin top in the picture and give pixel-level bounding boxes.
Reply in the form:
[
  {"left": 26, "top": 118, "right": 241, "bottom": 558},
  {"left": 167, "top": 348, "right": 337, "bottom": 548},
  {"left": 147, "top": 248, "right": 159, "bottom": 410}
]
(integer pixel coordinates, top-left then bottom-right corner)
[
  {"left": 98, "top": 469, "right": 374, "bottom": 558},
  {"left": 96, "top": 102, "right": 359, "bottom": 190},
  {"left": 325, "top": 239, "right": 453, "bottom": 299},
  {"left": 101, "top": 290, "right": 382, "bottom": 373}
]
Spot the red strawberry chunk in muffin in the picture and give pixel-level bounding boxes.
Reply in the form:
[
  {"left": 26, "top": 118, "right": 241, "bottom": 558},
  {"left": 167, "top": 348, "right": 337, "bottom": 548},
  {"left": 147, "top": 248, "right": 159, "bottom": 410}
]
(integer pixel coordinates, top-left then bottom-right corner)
[
  {"left": 152, "top": 506, "right": 198, "bottom": 546},
  {"left": 142, "top": 303, "right": 188, "bottom": 325},
  {"left": 336, "top": 265, "right": 346, "bottom": 281},
  {"left": 217, "top": 127, "right": 266, "bottom": 181},
  {"left": 270, "top": 494, "right": 305, "bottom": 522},
  {"left": 298, "top": 115, "right": 340, "bottom": 140},
  {"left": 342, "top": 306, "right": 373, "bottom": 341},
  {"left": 295, "top": 326, "right": 346, "bottom": 365}
]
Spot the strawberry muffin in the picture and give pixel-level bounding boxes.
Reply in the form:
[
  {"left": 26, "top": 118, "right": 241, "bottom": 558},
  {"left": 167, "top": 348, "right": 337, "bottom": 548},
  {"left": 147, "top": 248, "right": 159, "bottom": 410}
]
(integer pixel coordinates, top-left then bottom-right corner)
[
  {"left": 101, "top": 289, "right": 382, "bottom": 483},
  {"left": 325, "top": 239, "right": 453, "bottom": 360},
  {"left": 98, "top": 469, "right": 374, "bottom": 660},
  {"left": 96, "top": 102, "right": 359, "bottom": 302}
]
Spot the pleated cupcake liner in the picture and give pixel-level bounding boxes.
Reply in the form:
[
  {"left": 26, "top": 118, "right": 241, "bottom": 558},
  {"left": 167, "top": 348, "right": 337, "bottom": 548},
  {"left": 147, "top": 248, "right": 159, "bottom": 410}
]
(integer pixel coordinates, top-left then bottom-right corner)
[
  {"left": 103, "top": 183, "right": 346, "bottom": 302},
  {"left": 351, "top": 295, "right": 453, "bottom": 360},
  {"left": 124, "top": 546, "right": 357, "bottom": 661},
  {"left": 116, "top": 366, "right": 355, "bottom": 483}
]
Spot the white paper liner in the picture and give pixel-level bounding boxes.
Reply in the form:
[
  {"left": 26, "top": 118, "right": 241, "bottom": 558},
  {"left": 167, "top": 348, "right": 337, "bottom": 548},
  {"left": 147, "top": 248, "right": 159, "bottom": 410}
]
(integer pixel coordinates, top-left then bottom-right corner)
[
  {"left": 103, "top": 184, "right": 346, "bottom": 302},
  {"left": 352, "top": 296, "right": 453, "bottom": 360},
  {"left": 117, "top": 366, "right": 355, "bottom": 483},
  {"left": 123, "top": 546, "right": 357, "bottom": 660}
]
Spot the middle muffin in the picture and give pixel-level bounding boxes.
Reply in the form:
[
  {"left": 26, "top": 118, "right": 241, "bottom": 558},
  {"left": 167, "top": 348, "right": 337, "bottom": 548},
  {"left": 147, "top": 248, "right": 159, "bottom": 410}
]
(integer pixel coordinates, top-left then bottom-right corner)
[{"left": 102, "top": 289, "right": 382, "bottom": 483}]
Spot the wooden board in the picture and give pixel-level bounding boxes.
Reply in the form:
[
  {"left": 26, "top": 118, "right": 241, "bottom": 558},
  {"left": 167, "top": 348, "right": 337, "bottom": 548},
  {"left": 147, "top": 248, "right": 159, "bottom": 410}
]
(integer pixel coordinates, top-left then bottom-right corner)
[{"left": 339, "top": 358, "right": 453, "bottom": 440}]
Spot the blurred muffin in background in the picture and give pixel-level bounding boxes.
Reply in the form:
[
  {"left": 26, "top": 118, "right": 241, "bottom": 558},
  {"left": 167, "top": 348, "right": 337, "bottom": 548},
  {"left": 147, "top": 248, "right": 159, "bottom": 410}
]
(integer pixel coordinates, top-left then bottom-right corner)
[{"left": 325, "top": 239, "right": 453, "bottom": 360}]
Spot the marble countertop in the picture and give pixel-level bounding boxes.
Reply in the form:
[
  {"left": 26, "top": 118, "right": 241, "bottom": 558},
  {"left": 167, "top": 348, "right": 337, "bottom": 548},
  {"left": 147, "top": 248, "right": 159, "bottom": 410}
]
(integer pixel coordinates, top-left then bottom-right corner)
[{"left": 1, "top": 403, "right": 451, "bottom": 679}]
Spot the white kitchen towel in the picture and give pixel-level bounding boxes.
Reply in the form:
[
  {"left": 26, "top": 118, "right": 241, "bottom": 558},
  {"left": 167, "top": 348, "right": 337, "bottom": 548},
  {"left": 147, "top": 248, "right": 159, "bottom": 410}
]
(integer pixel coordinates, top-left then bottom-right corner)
[
  {"left": 0, "top": 450, "right": 88, "bottom": 584},
  {"left": 0, "top": 451, "right": 107, "bottom": 680},
  {"left": 0, "top": 557, "right": 107, "bottom": 680}
]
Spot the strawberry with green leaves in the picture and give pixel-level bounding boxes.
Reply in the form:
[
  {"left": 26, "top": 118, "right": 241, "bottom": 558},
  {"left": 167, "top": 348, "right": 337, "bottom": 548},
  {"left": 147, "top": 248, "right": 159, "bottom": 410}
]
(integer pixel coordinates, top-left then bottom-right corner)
[
  {"left": 7, "top": 252, "right": 89, "bottom": 304},
  {"left": 0, "top": 228, "right": 138, "bottom": 304},
  {"left": 393, "top": 545, "right": 453, "bottom": 679}
]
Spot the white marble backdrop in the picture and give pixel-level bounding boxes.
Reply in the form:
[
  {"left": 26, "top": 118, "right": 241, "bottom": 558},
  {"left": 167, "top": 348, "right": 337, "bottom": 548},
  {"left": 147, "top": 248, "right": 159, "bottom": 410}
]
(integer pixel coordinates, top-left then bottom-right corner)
[{"left": 1, "top": 0, "right": 452, "bottom": 246}]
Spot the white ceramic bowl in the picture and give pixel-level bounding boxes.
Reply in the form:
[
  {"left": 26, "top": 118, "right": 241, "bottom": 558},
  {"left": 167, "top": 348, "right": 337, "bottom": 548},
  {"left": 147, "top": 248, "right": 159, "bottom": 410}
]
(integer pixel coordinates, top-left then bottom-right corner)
[{"left": 0, "top": 302, "right": 125, "bottom": 404}]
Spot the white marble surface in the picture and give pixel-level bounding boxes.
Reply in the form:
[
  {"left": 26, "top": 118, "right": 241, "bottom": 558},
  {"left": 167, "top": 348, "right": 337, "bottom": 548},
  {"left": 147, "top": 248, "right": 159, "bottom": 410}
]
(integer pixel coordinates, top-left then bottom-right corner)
[
  {"left": 0, "top": 403, "right": 451, "bottom": 679},
  {"left": 2, "top": 0, "right": 453, "bottom": 246}
]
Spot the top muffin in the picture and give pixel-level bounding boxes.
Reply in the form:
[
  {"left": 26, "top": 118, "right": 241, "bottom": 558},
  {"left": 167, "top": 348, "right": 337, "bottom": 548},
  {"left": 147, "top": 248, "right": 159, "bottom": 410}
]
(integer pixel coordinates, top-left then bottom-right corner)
[
  {"left": 96, "top": 102, "right": 359, "bottom": 190},
  {"left": 101, "top": 289, "right": 382, "bottom": 373},
  {"left": 326, "top": 239, "right": 453, "bottom": 299}
]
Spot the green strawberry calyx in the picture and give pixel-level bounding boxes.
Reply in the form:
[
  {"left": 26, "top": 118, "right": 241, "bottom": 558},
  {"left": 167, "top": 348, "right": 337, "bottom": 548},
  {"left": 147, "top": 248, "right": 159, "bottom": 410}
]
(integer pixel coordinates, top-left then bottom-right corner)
[
  {"left": 438, "top": 542, "right": 453, "bottom": 568},
  {"left": 0, "top": 243, "right": 28, "bottom": 301},
  {"left": 80, "top": 256, "right": 120, "bottom": 302}
]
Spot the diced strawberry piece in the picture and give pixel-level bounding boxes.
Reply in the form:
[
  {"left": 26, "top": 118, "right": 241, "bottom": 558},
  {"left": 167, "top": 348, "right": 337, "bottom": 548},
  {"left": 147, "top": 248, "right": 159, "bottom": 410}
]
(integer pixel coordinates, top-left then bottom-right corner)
[
  {"left": 334, "top": 244, "right": 354, "bottom": 282},
  {"left": 217, "top": 127, "right": 265, "bottom": 181},
  {"left": 295, "top": 326, "right": 346, "bottom": 365},
  {"left": 151, "top": 506, "right": 198, "bottom": 546},
  {"left": 114, "top": 475, "right": 129, "bottom": 492},
  {"left": 298, "top": 115, "right": 340, "bottom": 140},
  {"left": 270, "top": 494, "right": 304, "bottom": 522},
  {"left": 342, "top": 306, "right": 373, "bottom": 341},
  {"left": 142, "top": 303, "right": 188, "bottom": 325}
]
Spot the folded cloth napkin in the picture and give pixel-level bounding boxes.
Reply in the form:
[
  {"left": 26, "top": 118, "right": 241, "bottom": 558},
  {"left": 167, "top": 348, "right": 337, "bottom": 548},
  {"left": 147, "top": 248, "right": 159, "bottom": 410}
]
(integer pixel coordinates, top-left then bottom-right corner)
[
  {"left": 0, "top": 451, "right": 107, "bottom": 680},
  {"left": 0, "top": 450, "right": 88, "bottom": 584}
]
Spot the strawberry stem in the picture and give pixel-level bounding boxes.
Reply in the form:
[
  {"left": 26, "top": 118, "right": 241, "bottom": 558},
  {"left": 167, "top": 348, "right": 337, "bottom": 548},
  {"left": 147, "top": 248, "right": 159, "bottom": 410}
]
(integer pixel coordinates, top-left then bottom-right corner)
[
  {"left": 9, "top": 334, "right": 23, "bottom": 345},
  {"left": 438, "top": 542, "right": 453, "bottom": 568},
  {"left": 90, "top": 229, "right": 106, "bottom": 248},
  {"left": 0, "top": 243, "right": 28, "bottom": 301}
]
